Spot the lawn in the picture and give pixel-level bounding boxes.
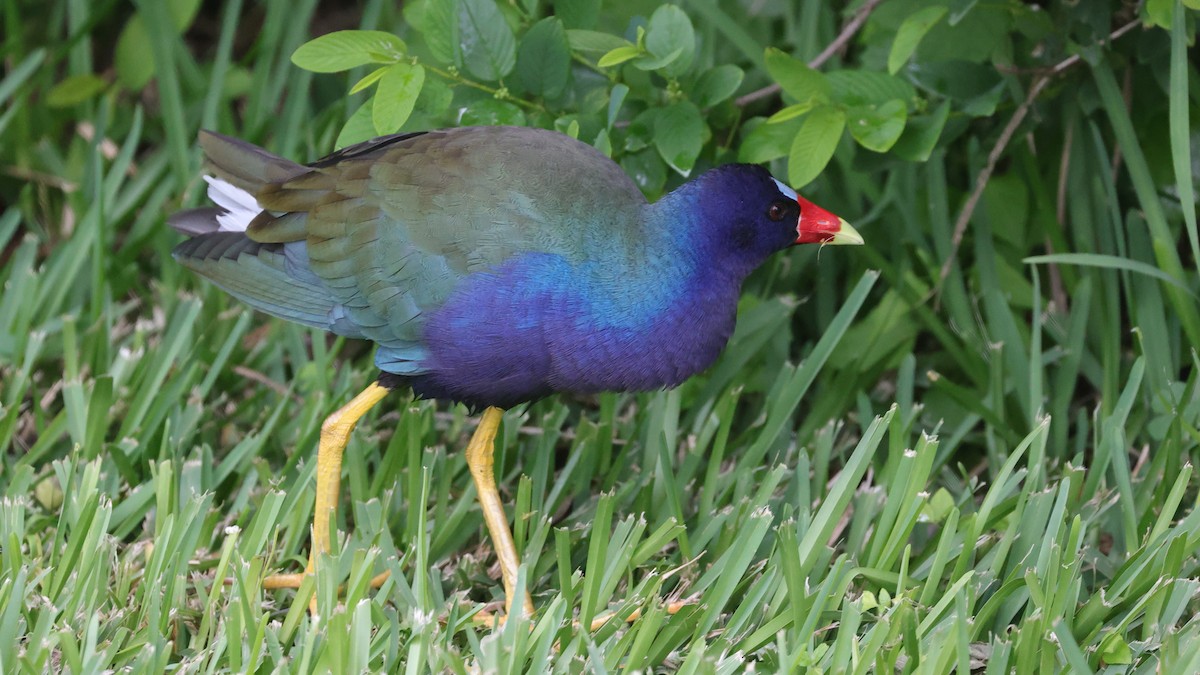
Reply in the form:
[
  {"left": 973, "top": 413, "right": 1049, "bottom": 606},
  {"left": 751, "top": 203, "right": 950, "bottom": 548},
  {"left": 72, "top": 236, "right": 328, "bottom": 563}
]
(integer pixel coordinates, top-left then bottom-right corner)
[{"left": 1, "top": 0, "right": 1199, "bottom": 672}]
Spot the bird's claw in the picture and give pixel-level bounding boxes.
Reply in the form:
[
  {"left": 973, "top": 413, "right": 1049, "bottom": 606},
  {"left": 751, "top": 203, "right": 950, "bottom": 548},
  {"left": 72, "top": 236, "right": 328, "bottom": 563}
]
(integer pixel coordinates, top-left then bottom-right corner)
[{"left": 261, "top": 569, "right": 391, "bottom": 615}]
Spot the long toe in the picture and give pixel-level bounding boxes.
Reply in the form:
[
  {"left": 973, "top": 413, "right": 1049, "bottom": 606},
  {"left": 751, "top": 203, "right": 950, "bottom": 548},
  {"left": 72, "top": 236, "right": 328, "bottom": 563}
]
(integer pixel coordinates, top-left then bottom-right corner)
[
  {"left": 586, "top": 599, "right": 694, "bottom": 632},
  {"left": 262, "top": 572, "right": 309, "bottom": 590}
]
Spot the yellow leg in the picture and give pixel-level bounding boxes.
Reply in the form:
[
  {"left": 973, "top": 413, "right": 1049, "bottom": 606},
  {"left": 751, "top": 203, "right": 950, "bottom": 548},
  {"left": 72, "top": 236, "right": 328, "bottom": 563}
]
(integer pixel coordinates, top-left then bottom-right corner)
[
  {"left": 262, "top": 382, "right": 391, "bottom": 613},
  {"left": 585, "top": 600, "right": 693, "bottom": 631},
  {"left": 466, "top": 407, "right": 535, "bottom": 620}
]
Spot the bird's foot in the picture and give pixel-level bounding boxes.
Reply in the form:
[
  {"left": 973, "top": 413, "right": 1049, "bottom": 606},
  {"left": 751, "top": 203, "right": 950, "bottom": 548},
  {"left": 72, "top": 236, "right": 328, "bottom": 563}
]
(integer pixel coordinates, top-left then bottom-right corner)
[
  {"left": 581, "top": 599, "right": 693, "bottom": 632},
  {"left": 470, "top": 588, "right": 535, "bottom": 628},
  {"left": 470, "top": 604, "right": 509, "bottom": 628},
  {"left": 261, "top": 569, "right": 392, "bottom": 615},
  {"left": 470, "top": 599, "right": 694, "bottom": 631},
  {"left": 261, "top": 568, "right": 320, "bottom": 614},
  {"left": 262, "top": 572, "right": 308, "bottom": 590},
  {"left": 263, "top": 569, "right": 391, "bottom": 590}
]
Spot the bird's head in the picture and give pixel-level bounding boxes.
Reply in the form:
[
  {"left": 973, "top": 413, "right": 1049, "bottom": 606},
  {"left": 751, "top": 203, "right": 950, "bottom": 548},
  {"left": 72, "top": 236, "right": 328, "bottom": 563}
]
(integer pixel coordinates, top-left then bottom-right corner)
[{"left": 664, "top": 164, "right": 863, "bottom": 273}]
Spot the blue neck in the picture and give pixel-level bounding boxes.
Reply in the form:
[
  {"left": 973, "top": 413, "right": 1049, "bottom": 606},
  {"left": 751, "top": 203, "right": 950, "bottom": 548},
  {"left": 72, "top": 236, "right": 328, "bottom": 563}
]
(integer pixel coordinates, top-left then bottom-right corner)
[
  {"left": 568, "top": 194, "right": 744, "bottom": 334},
  {"left": 407, "top": 190, "right": 751, "bottom": 408}
]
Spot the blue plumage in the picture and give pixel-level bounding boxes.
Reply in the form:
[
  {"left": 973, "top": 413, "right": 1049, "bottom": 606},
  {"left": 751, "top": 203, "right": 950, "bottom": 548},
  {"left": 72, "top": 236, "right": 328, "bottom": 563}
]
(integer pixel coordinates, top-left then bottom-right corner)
[
  {"left": 169, "top": 126, "right": 862, "bottom": 617},
  {"left": 171, "top": 127, "right": 862, "bottom": 409}
]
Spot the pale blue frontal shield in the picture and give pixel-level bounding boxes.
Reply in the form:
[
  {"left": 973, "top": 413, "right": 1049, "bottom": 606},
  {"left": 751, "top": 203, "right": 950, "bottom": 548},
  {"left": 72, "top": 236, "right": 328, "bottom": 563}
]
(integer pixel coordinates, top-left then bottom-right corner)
[{"left": 771, "top": 177, "right": 798, "bottom": 201}]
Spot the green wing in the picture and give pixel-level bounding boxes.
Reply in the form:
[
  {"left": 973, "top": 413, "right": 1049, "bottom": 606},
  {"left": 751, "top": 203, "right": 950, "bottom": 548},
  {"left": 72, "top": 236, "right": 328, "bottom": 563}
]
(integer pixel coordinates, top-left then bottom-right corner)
[{"left": 174, "top": 126, "right": 646, "bottom": 371}]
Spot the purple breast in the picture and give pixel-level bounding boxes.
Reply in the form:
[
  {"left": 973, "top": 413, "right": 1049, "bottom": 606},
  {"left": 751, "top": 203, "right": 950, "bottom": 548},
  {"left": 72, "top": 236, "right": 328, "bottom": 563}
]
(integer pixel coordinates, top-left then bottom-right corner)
[{"left": 409, "top": 253, "right": 740, "bottom": 409}]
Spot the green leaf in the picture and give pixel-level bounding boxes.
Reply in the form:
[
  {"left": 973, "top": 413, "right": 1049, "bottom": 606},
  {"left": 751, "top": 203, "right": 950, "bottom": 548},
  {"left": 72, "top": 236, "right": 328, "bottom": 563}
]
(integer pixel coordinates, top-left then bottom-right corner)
[
  {"left": 459, "top": 98, "right": 525, "bottom": 126},
  {"left": 961, "top": 81, "right": 1005, "bottom": 117},
  {"left": 847, "top": 99, "right": 907, "bottom": 153},
  {"left": 34, "top": 475, "right": 63, "bottom": 510},
  {"left": 908, "top": 61, "right": 1000, "bottom": 102},
  {"left": 566, "top": 29, "right": 629, "bottom": 56},
  {"left": 860, "top": 590, "right": 878, "bottom": 612},
  {"left": 1024, "top": 253, "right": 1198, "bottom": 299},
  {"left": 554, "top": 116, "right": 580, "bottom": 138},
  {"left": 620, "top": 149, "right": 667, "bottom": 197},
  {"left": 221, "top": 67, "right": 253, "bottom": 99},
  {"left": 0, "top": 49, "right": 43, "bottom": 109},
  {"left": 891, "top": 100, "right": 949, "bottom": 162},
  {"left": 1093, "top": 59, "right": 1200, "bottom": 343},
  {"left": 738, "top": 117, "right": 801, "bottom": 164},
  {"left": 632, "top": 47, "right": 684, "bottom": 72},
  {"left": 985, "top": 174, "right": 1029, "bottom": 247},
  {"left": 654, "top": 101, "right": 705, "bottom": 176},
  {"left": 888, "top": 6, "right": 948, "bottom": 74},
  {"left": 598, "top": 45, "right": 641, "bottom": 68},
  {"left": 372, "top": 63, "right": 425, "bottom": 135},
  {"left": 828, "top": 288, "right": 919, "bottom": 371},
  {"left": 593, "top": 128, "right": 612, "bottom": 156},
  {"left": 1171, "top": 0, "right": 1200, "bottom": 268},
  {"left": 643, "top": 5, "right": 695, "bottom": 75},
  {"left": 624, "top": 108, "right": 659, "bottom": 152},
  {"left": 414, "top": 76, "right": 453, "bottom": 115},
  {"left": 291, "top": 30, "right": 407, "bottom": 73},
  {"left": 114, "top": 19, "right": 155, "bottom": 89},
  {"left": 517, "top": 18, "right": 570, "bottom": 99},
  {"left": 404, "top": 0, "right": 460, "bottom": 66},
  {"left": 764, "top": 47, "right": 830, "bottom": 106},
  {"left": 1145, "top": 0, "right": 1172, "bottom": 29},
  {"left": 918, "top": 4, "right": 1011, "bottom": 63},
  {"left": 924, "top": 488, "right": 956, "bottom": 522},
  {"left": 337, "top": 100, "right": 377, "bottom": 149},
  {"left": 459, "top": 0, "right": 517, "bottom": 81},
  {"left": 787, "top": 106, "right": 845, "bottom": 188},
  {"left": 46, "top": 74, "right": 108, "bottom": 108},
  {"left": 555, "top": 0, "right": 600, "bottom": 29},
  {"left": 1098, "top": 632, "right": 1133, "bottom": 665},
  {"left": 826, "top": 70, "right": 915, "bottom": 107},
  {"left": 767, "top": 102, "right": 817, "bottom": 125},
  {"left": 948, "top": 0, "right": 980, "bottom": 24},
  {"left": 350, "top": 66, "right": 389, "bottom": 95},
  {"left": 608, "top": 83, "right": 629, "bottom": 128},
  {"left": 693, "top": 65, "right": 744, "bottom": 107},
  {"left": 174, "top": 0, "right": 203, "bottom": 30},
  {"left": 117, "top": 0, "right": 200, "bottom": 88}
]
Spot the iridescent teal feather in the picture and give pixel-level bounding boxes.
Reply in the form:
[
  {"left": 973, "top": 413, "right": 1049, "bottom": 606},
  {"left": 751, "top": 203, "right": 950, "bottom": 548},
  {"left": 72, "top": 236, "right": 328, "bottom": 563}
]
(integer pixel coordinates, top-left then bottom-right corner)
[{"left": 171, "top": 126, "right": 859, "bottom": 405}]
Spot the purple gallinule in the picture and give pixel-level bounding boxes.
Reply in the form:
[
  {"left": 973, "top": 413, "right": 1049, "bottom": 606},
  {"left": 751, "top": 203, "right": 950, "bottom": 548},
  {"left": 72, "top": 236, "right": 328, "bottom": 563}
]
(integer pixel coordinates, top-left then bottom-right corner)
[{"left": 170, "top": 126, "right": 862, "bottom": 619}]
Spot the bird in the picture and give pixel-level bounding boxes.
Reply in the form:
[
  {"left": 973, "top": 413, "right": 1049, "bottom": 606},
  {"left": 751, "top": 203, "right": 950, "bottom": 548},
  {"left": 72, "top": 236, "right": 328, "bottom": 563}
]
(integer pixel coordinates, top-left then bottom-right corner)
[{"left": 169, "top": 125, "right": 862, "bottom": 621}]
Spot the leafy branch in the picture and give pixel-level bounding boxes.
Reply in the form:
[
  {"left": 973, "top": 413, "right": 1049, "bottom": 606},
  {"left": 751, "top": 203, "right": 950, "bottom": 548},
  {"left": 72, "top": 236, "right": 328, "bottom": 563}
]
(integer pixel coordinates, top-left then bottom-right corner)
[{"left": 933, "top": 18, "right": 1142, "bottom": 301}]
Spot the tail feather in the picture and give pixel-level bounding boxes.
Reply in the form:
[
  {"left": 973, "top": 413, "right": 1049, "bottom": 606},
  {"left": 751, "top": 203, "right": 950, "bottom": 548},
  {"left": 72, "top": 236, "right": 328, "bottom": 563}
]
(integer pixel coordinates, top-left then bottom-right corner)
[
  {"left": 198, "top": 130, "right": 306, "bottom": 193},
  {"left": 170, "top": 132, "right": 303, "bottom": 237},
  {"left": 168, "top": 207, "right": 225, "bottom": 236},
  {"left": 173, "top": 233, "right": 355, "bottom": 334},
  {"left": 171, "top": 131, "right": 357, "bottom": 337},
  {"left": 168, "top": 177, "right": 262, "bottom": 235}
]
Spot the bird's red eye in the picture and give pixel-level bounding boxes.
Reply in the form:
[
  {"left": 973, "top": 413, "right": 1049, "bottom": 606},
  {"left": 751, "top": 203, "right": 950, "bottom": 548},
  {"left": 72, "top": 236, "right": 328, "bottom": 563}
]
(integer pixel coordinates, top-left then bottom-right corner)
[{"left": 767, "top": 201, "right": 789, "bottom": 222}]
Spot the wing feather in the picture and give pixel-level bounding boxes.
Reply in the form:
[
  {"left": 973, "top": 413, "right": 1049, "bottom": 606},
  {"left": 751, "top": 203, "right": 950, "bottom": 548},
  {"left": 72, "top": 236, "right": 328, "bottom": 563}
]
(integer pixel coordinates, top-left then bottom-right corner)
[{"left": 177, "top": 126, "right": 646, "bottom": 375}]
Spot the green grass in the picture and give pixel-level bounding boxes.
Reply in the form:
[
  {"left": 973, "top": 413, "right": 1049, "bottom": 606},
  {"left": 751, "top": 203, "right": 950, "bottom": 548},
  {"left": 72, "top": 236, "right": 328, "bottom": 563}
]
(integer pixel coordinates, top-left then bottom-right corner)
[{"left": 2, "top": 0, "right": 1200, "bottom": 672}]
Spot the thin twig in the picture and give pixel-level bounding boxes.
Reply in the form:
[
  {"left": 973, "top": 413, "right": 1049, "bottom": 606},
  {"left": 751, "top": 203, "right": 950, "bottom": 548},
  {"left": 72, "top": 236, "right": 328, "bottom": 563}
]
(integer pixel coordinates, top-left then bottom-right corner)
[
  {"left": 233, "top": 365, "right": 298, "bottom": 401},
  {"left": 1045, "top": 19, "right": 1140, "bottom": 77},
  {"left": 933, "top": 19, "right": 1140, "bottom": 297},
  {"left": 2, "top": 166, "right": 77, "bottom": 192},
  {"left": 734, "top": 0, "right": 885, "bottom": 108},
  {"left": 1131, "top": 443, "right": 1151, "bottom": 477},
  {"left": 808, "top": 0, "right": 885, "bottom": 71},
  {"left": 935, "top": 75, "right": 1050, "bottom": 295}
]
